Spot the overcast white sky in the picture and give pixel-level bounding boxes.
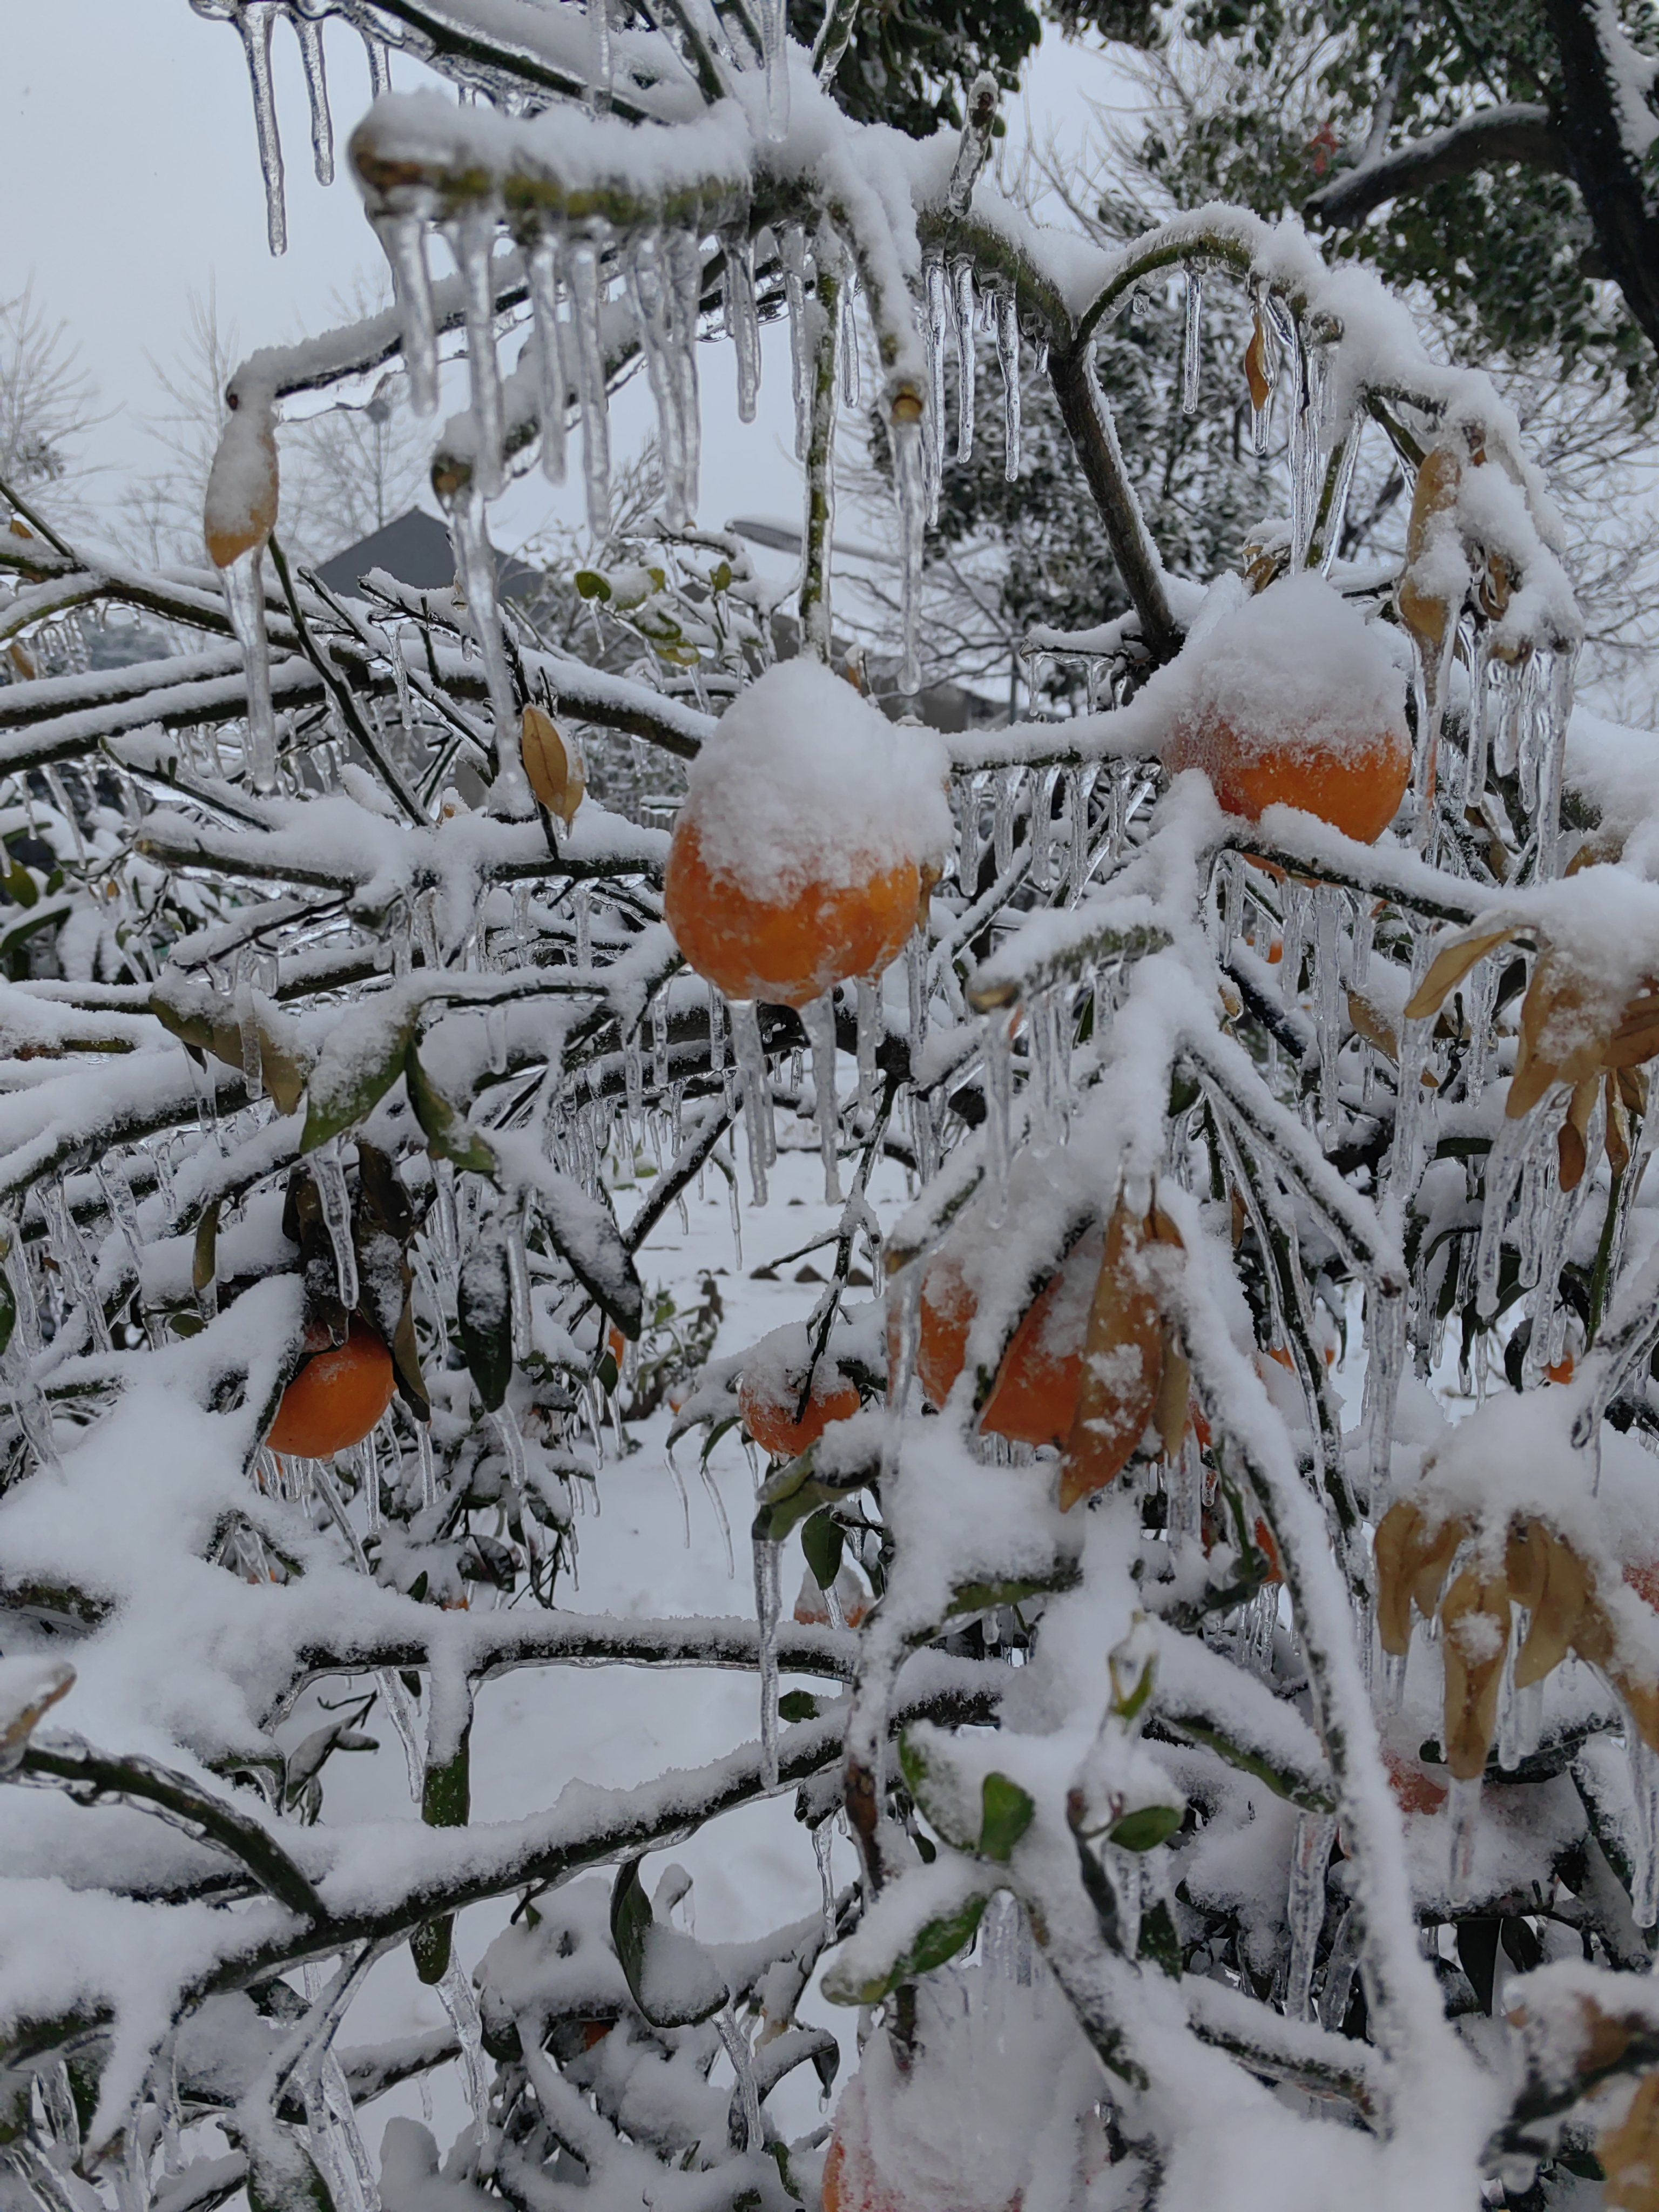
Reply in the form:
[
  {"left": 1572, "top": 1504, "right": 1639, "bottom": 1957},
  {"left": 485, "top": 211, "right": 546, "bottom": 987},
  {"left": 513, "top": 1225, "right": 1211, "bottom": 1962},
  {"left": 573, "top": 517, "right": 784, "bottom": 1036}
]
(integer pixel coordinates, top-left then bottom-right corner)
[{"left": 4, "top": 4, "right": 1141, "bottom": 565}]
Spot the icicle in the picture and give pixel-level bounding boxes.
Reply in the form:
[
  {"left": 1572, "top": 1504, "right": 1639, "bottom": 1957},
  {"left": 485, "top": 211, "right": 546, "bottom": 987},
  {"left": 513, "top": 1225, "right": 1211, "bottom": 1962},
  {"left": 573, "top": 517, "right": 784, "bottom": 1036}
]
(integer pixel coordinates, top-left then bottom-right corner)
[
  {"left": 891, "top": 408, "right": 926, "bottom": 695},
  {"left": 1534, "top": 647, "right": 1577, "bottom": 884},
  {"left": 781, "top": 226, "right": 811, "bottom": 461},
  {"left": 1361, "top": 1283, "right": 1407, "bottom": 1503},
  {"left": 219, "top": 547, "right": 279, "bottom": 793},
  {"left": 1320, "top": 1904, "right": 1363, "bottom": 2031},
  {"left": 801, "top": 992, "right": 841, "bottom": 1203},
  {"left": 312, "top": 1144, "right": 360, "bottom": 1312},
  {"left": 436, "top": 1952, "right": 494, "bottom": 2145},
  {"left": 729, "top": 999, "right": 774, "bottom": 1205},
  {"left": 754, "top": 1534, "right": 783, "bottom": 1789},
  {"left": 1181, "top": 267, "right": 1202, "bottom": 417},
  {"left": 724, "top": 231, "right": 761, "bottom": 424},
  {"left": 1284, "top": 1811, "right": 1334, "bottom": 2021},
  {"left": 666, "top": 228, "right": 704, "bottom": 524},
  {"left": 291, "top": 10, "right": 334, "bottom": 187},
  {"left": 984, "top": 1005, "right": 1016, "bottom": 1212},
  {"left": 906, "top": 927, "right": 928, "bottom": 1064},
  {"left": 839, "top": 262, "right": 860, "bottom": 407},
  {"left": 375, "top": 210, "right": 440, "bottom": 417},
  {"left": 951, "top": 258, "right": 976, "bottom": 464},
  {"left": 566, "top": 237, "right": 612, "bottom": 535},
  {"left": 363, "top": 32, "right": 392, "bottom": 96},
  {"left": 441, "top": 475, "right": 525, "bottom": 798},
  {"left": 627, "top": 234, "right": 689, "bottom": 523},
  {"left": 994, "top": 288, "right": 1020, "bottom": 479},
  {"left": 854, "top": 978, "right": 880, "bottom": 1127},
  {"left": 507, "top": 1203, "right": 535, "bottom": 1362},
  {"left": 993, "top": 765, "right": 1018, "bottom": 876},
  {"left": 812, "top": 1818, "right": 837, "bottom": 1945},
  {"left": 525, "top": 231, "right": 569, "bottom": 485},
  {"left": 1631, "top": 1736, "right": 1659, "bottom": 1927},
  {"left": 922, "top": 257, "right": 948, "bottom": 520},
  {"left": 1475, "top": 1108, "right": 1546, "bottom": 1317},
  {"left": 1312, "top": 888, "right": 1342, "bottom": 1135},
  {"left": 588, "top": 0, "right": 613, "bottom": 106},
  {"left": 1447, "top": 1775, "right": 1482, "bottom": 1903},
  {"left": 1319, "top": 416, "right": 1363, "bottom": 576},
  {"left": 754, "top": 0, "right": 790, "bottom": 138},
  {"left": 717, "top": 2007, "right": 765, "bottom": 2152},
  {"left": 447, "top": 205, "right": 507, "bottom": 500},
  {"left": 236, "top": 1, "right": 288, "bottom": 255},
  {"left": 651, "top": 984, "right": 671, "bottom": 1090}
]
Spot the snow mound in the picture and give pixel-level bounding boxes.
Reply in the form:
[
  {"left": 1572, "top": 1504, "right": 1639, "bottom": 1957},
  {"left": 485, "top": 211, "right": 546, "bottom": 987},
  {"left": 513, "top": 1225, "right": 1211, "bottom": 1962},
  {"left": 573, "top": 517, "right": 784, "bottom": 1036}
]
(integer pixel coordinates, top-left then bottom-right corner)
[
  {"left": 1170, "top": 570, "right": 1409, "bottom": 759},
  {"left": 678, "top": 658, "right": 952, "bottom": 901}
]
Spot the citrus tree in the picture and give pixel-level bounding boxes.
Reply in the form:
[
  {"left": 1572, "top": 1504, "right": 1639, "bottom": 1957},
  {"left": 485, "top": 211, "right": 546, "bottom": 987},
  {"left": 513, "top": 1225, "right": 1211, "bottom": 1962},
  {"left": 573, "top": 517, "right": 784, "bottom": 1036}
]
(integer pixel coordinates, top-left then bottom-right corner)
[{"left": 4, "top": 7, "right": 1659, "bottom": 2212}]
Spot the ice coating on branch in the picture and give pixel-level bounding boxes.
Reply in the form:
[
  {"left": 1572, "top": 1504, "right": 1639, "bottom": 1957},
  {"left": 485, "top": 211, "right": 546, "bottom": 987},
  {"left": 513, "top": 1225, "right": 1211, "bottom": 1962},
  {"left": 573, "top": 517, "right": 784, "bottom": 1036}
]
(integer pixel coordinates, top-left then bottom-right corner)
[
  {"left": 675, "top": 659, "right": 951, "bottom": 900},
  {"left": 1166, "top": 571, "right": 1409, "bottom": 768}
]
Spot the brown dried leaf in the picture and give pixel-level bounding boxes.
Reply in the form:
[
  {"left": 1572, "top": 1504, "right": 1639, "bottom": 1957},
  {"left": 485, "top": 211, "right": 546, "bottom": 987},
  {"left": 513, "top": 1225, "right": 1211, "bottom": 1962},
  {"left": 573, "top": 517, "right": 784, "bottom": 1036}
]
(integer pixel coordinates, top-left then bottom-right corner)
[
  {"left": 1347, "top": 989, "right": 1399, "bottom": 1063},
  {"left": 1601, "top": 2069, "right": 1659, "bottom": 2212},
  {"left": 521, "top": 704, "right": 584, "bottom": 828},
  {"left": 1506, "top": 1520, "right": 1549, "bottom": 1615},
  {"left": 1403, "top": 927, "right": 1518, "bottom": 1024},
  {"left": 1560, "top": 1076, "right": 1600, "bottom": 1193},
  {"left": 1155, "top": 1333, "right": 1190, "bottom": 1465},
  {"left": 1375, "top": 1500, "right": 1426, "bottom": 1657},
  {"left": 1244, "top": 319, "right": 1271, "bottom": 413},
  {"left": 1440, "top": 1566, "right": 1512, "bottom": 1782},
  {"left": 1516, "top": 1531, "right": 1593, "bottom": 1688},
  {"left": 1411, "top": 1515, "right": 1468, "bottom": 1624},
  {"left": 1058, "top": 1197, "right": 1177, "bottom": 1512},
  {"left": 1609, "top": 1070, "right": 1634, "bottom": 1177}
]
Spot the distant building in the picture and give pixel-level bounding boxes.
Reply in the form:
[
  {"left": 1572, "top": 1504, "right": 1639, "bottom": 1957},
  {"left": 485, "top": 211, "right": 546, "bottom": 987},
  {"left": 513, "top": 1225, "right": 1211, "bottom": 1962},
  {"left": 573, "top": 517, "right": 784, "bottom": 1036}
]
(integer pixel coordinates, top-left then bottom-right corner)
[{"left": 314, "top": 508, "right": 542, "bottom": 604}]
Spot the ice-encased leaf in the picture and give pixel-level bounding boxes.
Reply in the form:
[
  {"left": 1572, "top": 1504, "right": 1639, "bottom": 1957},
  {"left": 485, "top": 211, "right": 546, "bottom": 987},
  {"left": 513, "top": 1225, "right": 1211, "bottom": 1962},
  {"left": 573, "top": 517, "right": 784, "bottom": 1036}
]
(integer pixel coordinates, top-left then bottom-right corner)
[{"left": 609, "top": 1859, "right": 726, "bottom": 2027}]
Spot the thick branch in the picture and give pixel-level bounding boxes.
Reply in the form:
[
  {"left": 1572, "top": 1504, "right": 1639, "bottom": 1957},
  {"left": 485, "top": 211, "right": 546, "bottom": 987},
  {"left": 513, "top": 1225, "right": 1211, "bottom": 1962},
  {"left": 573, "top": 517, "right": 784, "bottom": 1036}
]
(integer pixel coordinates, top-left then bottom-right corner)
[
  {"left": 1542, "top": 0, "right": 1659, "bottom": 359},
  {"left": 1306, "top": 104, "right": 1568, "bottom": 229},
  {"left": 1048, "top": 346, "right": 1182, "bottom": 666}
]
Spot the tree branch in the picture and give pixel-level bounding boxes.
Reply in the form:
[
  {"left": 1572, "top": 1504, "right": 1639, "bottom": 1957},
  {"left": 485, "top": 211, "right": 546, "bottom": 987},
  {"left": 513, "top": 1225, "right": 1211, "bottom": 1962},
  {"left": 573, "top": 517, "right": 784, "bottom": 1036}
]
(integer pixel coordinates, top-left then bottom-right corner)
[
  {"left": 1305, "top": 104, "right": 1568, "bottom": 230},
  {"left": 1048, "top": 345, "right": 1183, "bottom": 666},
  {"left": 1542, "top": 0, "right": 1659, "bottom": 359}
]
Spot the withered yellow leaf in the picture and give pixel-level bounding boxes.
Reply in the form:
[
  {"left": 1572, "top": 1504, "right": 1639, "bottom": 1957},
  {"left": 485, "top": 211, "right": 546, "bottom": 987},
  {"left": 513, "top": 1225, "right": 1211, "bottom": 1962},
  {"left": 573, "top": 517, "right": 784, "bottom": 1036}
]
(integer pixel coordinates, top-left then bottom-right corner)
[
  {"left": 1058, "top": 1197, "right": 1178, "bottom": 1512},
  {"left": 1403, "top": 926, "right": 1517, "bottom": 1024},
  {"left": 1515, "top": 1529, "right": 1592, "bottom": 1689},
  {"left": 1440, "top": 1566, "right": 1512, "bottom": 1782},
  {"left": 1601, "top": 2069, "right": 1659, "bottom": 2212},
  {"left": 521, "top": 704, "right": 585, "bottom": 828}
]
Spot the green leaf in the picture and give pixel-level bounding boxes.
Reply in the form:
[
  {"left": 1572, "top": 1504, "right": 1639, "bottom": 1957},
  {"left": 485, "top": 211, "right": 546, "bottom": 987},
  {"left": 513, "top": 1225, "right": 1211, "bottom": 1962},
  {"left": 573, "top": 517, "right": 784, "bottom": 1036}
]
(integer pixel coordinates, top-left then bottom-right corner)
[
  {"left": 779, "top": 1690, "right": 820, "bottom": 1723},
  {"left": 4, "top": 861, "right": 37, "bottom": 909},
  {"left": 609, "top": 1859, "right": 727, "bottom": 2027},
  {"left": 1108, "top": 1804, "right": 1182, "bottom": 1852},
  {"left": 1137, "top": 1896, "right": 1182, "bottom": 1978},
  {"left": 0, "top": 1263, "right": 15, "bottom": 1364},
  {"left": 574, "top": 569, "right": 612, "bottom": 601},
  {"left": 457, "top": 1236, "right": 514, "bottom": 1413},
  {"left": 406, "top": 1044, "right": 497, "bottom": 1176},
  {"left": 710, "top": 560, "right": 733, "bottom": 593},
  {"left": 824, "top": 1894, "right": 988, "bottom": 2005},
  {"left": 977, "top": 1772, "right": 1035, "bottom": 1864},
  {"left": 596, "top": 1350, "right": 619, "bottom": 1393},
  {"left": 801, "top": 1507, "right": 844, "bottom": 1592},
  {"left": 302, "top": 1002, "right": 419, "bottom": 1152}
]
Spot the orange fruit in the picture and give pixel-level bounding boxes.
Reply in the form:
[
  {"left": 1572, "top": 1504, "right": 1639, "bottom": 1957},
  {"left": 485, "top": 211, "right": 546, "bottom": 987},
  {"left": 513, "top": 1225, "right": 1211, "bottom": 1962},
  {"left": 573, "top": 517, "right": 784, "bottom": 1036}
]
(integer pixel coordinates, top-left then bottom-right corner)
[
  {"left": 664, "top": 817, "right": 924, "bottom": 1010},
  {"left": 824, "top": 2120, "right": 905, "bottom": 2212},
  {"left": 906, "top": 1232, "right": 1100, "bottom": 1448},
  {"left": 1168, "top": 710, "right": 1411, "bottom": 845},
  {"left": 1165, "top": 572, "right": 1412, "bottom": 845},
  {"left": 739, "top": 1360, "right": 860, "bottom": 1459},
  {"left": 267, "top": 1321, "right": 395, "bottom": 1459}
]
